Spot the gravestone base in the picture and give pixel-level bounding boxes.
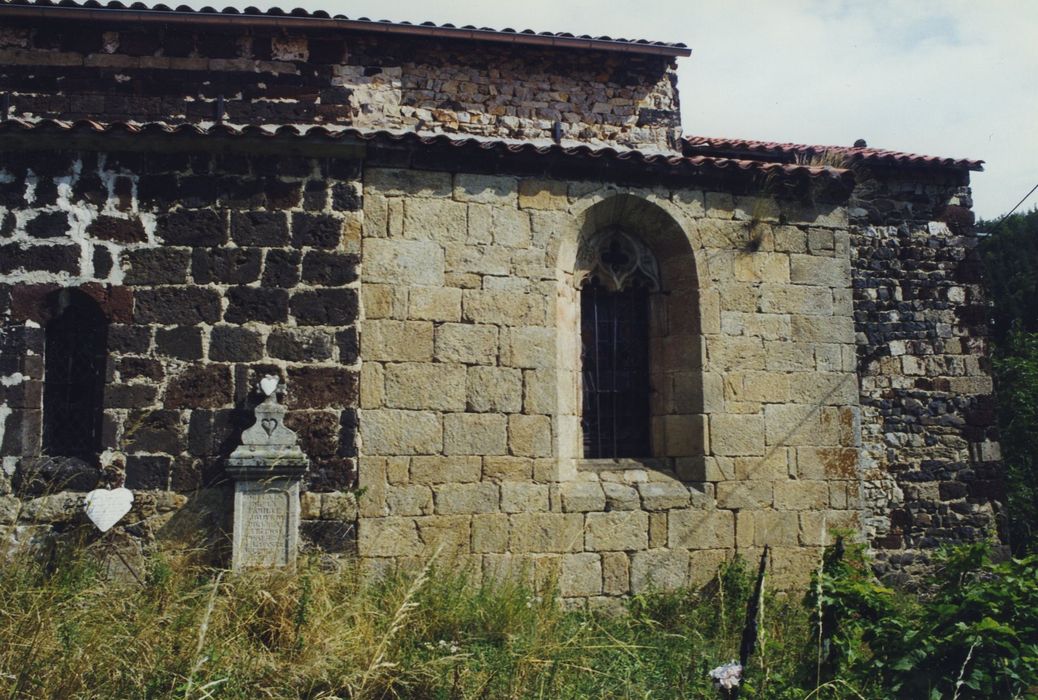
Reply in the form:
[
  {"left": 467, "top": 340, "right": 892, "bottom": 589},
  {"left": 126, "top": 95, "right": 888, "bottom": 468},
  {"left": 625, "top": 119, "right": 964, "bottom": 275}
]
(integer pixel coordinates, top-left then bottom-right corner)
[{"left": 231, "top": 478, "right": 301, "bottom": 570}]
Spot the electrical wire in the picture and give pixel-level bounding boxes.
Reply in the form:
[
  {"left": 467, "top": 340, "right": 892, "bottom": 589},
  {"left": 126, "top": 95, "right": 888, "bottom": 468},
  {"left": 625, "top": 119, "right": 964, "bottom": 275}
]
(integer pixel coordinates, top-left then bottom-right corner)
[{"left": 985, "top": 180, "right": 1038, "bottom": 235}]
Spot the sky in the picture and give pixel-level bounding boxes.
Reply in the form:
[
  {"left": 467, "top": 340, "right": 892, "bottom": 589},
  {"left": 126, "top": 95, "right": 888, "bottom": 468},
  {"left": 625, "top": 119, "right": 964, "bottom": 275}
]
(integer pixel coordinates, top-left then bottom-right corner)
[{"left": 170, "top": 0, "right": 1036, "bottom": 219}]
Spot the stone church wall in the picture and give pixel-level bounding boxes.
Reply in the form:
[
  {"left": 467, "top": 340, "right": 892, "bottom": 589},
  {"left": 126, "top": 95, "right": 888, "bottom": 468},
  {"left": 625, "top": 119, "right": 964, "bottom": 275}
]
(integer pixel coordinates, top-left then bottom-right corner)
[
  {"left": 357, "top": 168, "right": 863, "bottom": 605},
  {"left": 849, "top": 167, "right": 1003, "bottom": 582},
  {"left": 0, "top": 146, "right": 362, "bottom": 552}
]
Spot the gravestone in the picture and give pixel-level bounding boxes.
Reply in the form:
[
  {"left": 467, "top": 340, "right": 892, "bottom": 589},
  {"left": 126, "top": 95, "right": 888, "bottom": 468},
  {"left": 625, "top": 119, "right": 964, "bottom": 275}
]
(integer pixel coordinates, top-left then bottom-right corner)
[{"left": 226, "top": 375, "right": 309, "bottom": 570}]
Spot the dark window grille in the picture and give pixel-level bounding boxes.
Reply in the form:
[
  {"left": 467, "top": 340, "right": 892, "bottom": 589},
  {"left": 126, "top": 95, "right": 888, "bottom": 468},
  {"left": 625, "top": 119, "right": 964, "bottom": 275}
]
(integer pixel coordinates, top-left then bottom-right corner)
[
  {"left": 42, "top": 290, "right": 108, "bottom": 458},
  {"left": 581, "top": 231, "right": 651, "bottom": 456}
]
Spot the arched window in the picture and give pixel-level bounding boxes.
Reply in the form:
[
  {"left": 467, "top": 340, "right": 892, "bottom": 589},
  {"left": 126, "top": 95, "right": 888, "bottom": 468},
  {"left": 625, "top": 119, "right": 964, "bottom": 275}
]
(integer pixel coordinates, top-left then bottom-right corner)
[
  {"left": 42, "top": 289, "right": 108, "bottom": 459},
  {"left": 577, "top": 229, "right": 660, "bottom": 458}
]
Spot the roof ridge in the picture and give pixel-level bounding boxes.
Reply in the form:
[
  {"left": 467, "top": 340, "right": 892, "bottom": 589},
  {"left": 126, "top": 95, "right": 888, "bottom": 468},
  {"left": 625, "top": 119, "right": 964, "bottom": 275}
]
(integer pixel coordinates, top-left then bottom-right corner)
[{"left": 0, "top": 0, "right": 691, "bottom": 56}]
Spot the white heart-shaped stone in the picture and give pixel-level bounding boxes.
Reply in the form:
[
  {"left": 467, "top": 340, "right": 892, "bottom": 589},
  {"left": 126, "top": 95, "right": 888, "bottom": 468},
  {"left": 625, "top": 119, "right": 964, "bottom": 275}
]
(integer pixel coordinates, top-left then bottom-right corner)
[
  {"left": 260, "top": 375, "right": 279, "bottom": 396},
  {"left": 84, "top": 487, "right": 134, "bottom": 533}
]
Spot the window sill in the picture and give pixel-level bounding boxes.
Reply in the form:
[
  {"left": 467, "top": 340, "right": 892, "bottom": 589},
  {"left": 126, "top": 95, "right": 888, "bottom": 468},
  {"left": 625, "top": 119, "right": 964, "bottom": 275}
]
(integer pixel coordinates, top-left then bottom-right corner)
[{"left": 577, "top": 457, "right": 670, "bottom": 472}]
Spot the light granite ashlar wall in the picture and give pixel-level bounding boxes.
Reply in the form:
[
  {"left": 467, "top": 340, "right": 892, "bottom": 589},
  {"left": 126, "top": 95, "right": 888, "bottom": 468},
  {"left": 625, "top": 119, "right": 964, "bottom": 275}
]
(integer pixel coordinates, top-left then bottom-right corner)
[{"left": 357, "top": 168, "right": 863, "bottom": 605}]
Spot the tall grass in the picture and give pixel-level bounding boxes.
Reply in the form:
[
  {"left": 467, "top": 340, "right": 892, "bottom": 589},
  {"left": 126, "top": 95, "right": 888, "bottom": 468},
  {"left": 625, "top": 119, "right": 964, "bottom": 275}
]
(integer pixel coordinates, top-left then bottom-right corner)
[{"left": 0, "top": 542, "right": 817, "bottom": 699}]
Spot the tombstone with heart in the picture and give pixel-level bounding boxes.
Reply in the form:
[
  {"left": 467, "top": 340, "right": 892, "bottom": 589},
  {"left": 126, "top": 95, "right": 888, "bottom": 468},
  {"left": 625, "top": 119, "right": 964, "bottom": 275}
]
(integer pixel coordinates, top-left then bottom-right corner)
[{"left": 226, "top": 375, "right": 309, "bottom": 570}]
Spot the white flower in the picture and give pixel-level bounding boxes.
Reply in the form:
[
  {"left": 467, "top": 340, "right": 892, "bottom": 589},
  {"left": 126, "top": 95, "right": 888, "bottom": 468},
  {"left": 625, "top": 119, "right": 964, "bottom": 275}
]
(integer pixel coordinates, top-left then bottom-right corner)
[{"left": 708, "top": 661, "right": 742, "bottom": 690}]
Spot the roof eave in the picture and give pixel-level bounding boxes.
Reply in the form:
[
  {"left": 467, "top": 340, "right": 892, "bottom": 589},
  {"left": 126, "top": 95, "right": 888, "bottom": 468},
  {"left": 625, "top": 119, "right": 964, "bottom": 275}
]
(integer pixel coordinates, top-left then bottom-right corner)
[{"left": 0, "top": 4, "right": 692, "bottom": 57}]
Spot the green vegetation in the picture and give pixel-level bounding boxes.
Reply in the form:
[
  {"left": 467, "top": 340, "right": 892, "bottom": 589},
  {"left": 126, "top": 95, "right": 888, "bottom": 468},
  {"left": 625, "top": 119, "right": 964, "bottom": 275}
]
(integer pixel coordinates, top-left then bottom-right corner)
[
  {"left": 1, "top": 539, "right": 1035, "bottom": 699},
  {"left": 979, "top": 207, "right": 1038, "bottom": 550}
]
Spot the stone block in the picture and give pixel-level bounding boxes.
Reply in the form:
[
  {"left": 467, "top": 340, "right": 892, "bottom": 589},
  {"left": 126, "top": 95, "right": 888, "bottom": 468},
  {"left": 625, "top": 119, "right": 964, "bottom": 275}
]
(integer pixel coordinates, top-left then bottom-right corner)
[
  {"left": 402, "top": 198, "right": 468, "bottom": 242},
  {"left": 360, "top": 363, "right": 384, "bottom": 409},
  {"left": 266, "top": 328, "right": 335, "bottom": 363},
  {"left": 523, "top": 369, "right": 555, "bottom": 415},
  {"left": 688, "top": 549, "right": 730, "bottom": 588},
  {"left": 668, "top": 510, "right": 735, "bottom": 549},
  {"left": 410, "top": 456, "right": 482, "bottom": 484},
  {"left": 416, "top": 515, "right": 471, "bottom": 557},
  {"left": 601, "top": 551, "right": 630, "bottom": 594},
  {"left": 408, "top": 287, "right": 462, "bottom": 321},
  {"left": 602, "top": 482, "right": 640, "bottom": 511},
  {"left": 358, "top": 517, "right": 421, "bottom": 557},
  {"left": 662, "top": 414, "right": 709, "bottom": 456},
  {"left": 363, "top": 320, "right": 434, "bottom": 362},
  {"left": 716, "top": 480, "right": 773, "bottom": 509},
  {"left": 472, "top": 512, "right": 509, "bottom": 553},
  {"left": 434, "top": 323, "right": 498, "bottom": 365},
  {"left": 501, "top": 482, "right": 550, "bottom": 512},
  {"left": 560, "top": 481, "right": 605, "bottom": 512},
  {"left": 500, "top": 326, "right": 556, "bottom": 369},
  {"left": 586, "top": 511, "right": 649, "bottom": 551},
  {"left": 707, "top": 335, "right": 765, "bottom": 371},
  {"left": 453, "top": 174, "right": 518, "bottom": 205},
  {"left": 796, "top": 447, "right": 858, "bottom": 479},
  {"left": 560, "top": 553, "right": 603, "bottom": 597},
  {"left": 291, "top": 213, "right": 342, "bottom": 248},
  {"left": 518, "top": 178, "right": 569, "bottom": 210},
  {"left": 799, "top": 510, "right": 862, "bottom": 546},
  {"left": 360, "top": 409, "right": 442, "bottom": 456},
  {"left": 764, "top": 341, "right": 816, "bottom": 372},
  {"left": 769, "top": 546, "right": 822, "bottom": 589},
  {"left": 509, "top": 512, "right": 584, "bottom": 553},
  {"left": 789, "top": 254, "right": 850, "bottom": 287},
  {"left": 290, "top": 289, "right": 359, "bottom": 326},
  {"left": 773, "top": 480, "right": 830, "bottom": 510},
  {"left": 483, "top": 456, "right": 534, "bottom": 481},
  {"left": 467, "top": 366, "right": 523, "bottom": 413},
  {"left": 443, "top": 413, "right": 507, "bottom": 455},
  {"left": 384, "top": 362, "right": 466, "bottom": 411},
  {"left": 385, "top": 485, "right": 433, "bottom": 516},
  {"left": 362, "top": 284, "right": 406, "bottom": 320},
  {"left": 434, "top": 483, "right": 499, "bottom": 515},
  {"left": 638, "top": 481, "right": 691, "bottom": 510},
  {"left": 710, "top": 414, "right": 765, "bottom": 456},
  {"left": 750, "top": 510, "right": 799, "bottom": 546},
  {"left": 790, "top": 316, "right": 854, "bottom": 344},
  {"left": 492, "top": 207, "right": 533, "bottom": 248},
  {"left": 630, "top": 549, "right": 690, "bottom": 593},
  {"left": 508, "top": 414, "right": 552, "bottom": 458},
  {"left": 734, "top": 449, "right": 791, "bottom": 480},
  {"left": 366, "top": 169, "right": 452, "bottom": 198},
  {"left": 760, "top": 285, "right": 833, "bottom": 316},
  {"left": 462, "top": 290, "right": 546, "bottom": 326},
  {"left": 764, "top": 404, "right": 842, "bottom": 446},
  {"left": 364, "top": 239, "right": 445, "bottom": 287}
]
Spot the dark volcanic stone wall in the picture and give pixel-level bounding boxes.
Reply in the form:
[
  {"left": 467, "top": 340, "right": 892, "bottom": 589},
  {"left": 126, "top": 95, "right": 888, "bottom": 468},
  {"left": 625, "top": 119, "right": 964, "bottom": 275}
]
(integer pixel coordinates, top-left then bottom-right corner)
[
  {"left": 0, "top": 19, "right": 680, "bottom": 150},
  {"left": 850, "top": 166, "right": 1003, "bottom": 582},
  {"left": 0, "top": 146, "right": 361, "bottom": 549}
]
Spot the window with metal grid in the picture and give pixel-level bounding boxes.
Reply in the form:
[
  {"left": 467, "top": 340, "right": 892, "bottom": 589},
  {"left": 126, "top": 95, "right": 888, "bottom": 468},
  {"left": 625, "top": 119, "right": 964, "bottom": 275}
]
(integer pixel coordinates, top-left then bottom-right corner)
[
  {"left": 578, "top": 229, "right": 659, "bottom": 459},
  {"left": 42, "top": 290, "right": 108, "bottom": 459}
]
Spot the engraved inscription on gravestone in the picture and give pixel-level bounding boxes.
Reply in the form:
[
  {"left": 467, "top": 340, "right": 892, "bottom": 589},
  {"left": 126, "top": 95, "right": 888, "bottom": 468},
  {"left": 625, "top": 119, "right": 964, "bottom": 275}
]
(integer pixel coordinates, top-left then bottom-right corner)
[
  {"left": 233, "top": 480, "right": 298, "bottom": 568},
  {"left": 226, "top": 376, "right": 309, "bottom": 570}
]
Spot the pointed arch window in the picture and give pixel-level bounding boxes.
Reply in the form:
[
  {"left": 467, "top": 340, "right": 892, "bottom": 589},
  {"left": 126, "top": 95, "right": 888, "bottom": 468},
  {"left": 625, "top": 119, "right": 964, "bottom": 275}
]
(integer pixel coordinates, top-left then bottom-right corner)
[
  {"left": 578, "top": 229, "right": 660, "bottom": 458},
  {"left": 42, "top": 289, "right": 108, "bottom": 459}
]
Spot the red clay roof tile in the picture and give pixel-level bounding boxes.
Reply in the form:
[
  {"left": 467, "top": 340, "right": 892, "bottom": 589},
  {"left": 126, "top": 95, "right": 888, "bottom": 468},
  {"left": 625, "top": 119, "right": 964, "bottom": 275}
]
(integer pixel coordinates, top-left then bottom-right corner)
[{"left": 684, "top": 136, "right": 982, "bottom": 171}]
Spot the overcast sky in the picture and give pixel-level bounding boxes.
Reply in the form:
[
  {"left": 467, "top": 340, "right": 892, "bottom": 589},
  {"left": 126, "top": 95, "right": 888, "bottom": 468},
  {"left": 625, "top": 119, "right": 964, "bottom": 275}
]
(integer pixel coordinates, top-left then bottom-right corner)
[{"left": 186, "top": 0, "right": 1035, "bottom": 219}]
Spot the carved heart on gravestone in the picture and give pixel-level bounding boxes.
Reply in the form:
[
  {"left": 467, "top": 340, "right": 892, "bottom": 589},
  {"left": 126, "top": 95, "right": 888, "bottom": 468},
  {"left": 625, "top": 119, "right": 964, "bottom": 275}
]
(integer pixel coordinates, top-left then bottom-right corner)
[
  {"left": 84, "top": 487, "right": 134, "bottom": 533},
  {"left": 260, "top": 375, "right": 279, "bottom": 396}
]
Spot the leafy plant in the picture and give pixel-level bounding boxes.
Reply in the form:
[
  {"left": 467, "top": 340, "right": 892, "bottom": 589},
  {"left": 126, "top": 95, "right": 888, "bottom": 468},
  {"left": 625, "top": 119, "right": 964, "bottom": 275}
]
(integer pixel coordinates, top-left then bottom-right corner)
[{"left": 810, "top": 539, "right": 1038, "bottom": 699}]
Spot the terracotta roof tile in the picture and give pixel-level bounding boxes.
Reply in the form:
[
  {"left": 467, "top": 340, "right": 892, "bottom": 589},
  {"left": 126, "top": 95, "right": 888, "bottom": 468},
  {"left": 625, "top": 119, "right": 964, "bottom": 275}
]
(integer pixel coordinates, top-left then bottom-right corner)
[
  {"left": 0, "top": 118, "right": 852, "bottom": 183},
  {"left": 683, "top": 136, "right": 983, "bottom": 172},
  {"left": 0, "top": 0, "right": 691, "bottom": 56}
]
